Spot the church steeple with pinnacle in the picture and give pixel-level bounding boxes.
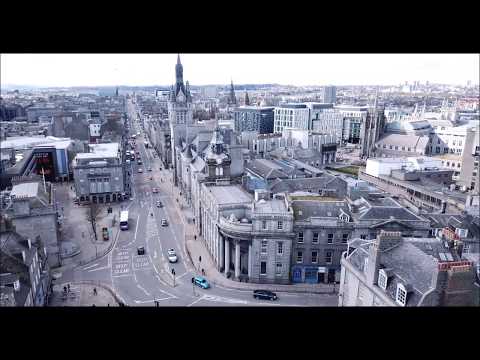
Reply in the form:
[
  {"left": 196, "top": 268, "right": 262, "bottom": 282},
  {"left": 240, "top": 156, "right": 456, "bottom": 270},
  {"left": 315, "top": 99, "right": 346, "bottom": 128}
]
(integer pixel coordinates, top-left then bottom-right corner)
[
  {"left": 244, "top": 90, "right": 250, "bottom": 106},
  {"left": 228, "top": 79, "right": 237, "bottom": 105}
]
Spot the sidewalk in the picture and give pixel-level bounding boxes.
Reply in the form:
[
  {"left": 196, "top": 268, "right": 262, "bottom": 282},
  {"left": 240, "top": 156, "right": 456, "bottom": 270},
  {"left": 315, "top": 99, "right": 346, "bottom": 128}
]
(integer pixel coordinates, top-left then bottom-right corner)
[
  {"left": 165, "top": 175, "right": 337, "bottom": 295},
  {"left": 53, "top": 182, "right": 122, "bottom": 271},
  {"left": 48, "top": 282, "right": 120, "bottom": 306}
]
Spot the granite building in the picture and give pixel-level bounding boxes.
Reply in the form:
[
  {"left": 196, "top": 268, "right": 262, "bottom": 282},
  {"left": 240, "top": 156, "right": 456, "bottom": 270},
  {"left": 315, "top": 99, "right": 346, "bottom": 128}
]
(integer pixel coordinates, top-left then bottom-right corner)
[
  {"left": 73, "top": 143, "right": 126, "bottom": 203},
  {"left": 339, "top": 231, "right": 479, "bottom": 306}
]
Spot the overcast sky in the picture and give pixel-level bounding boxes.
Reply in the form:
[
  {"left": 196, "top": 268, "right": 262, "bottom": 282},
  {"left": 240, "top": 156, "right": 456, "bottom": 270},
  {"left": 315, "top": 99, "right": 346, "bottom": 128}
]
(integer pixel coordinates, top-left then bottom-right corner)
[{"left": 1, "top": 54, "right": 478, "bottom": 88}]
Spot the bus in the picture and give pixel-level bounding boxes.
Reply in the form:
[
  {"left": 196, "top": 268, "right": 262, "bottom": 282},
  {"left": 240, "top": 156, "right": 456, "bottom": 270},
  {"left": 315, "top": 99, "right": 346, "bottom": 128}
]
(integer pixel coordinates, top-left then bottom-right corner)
[{"left": 120, "top": 211, "right": 129, "bottom": 230}]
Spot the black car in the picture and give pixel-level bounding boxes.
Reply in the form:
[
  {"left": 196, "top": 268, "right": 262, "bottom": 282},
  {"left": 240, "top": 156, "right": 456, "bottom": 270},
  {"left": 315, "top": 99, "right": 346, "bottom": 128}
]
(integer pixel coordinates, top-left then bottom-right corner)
[
  {"left": 253, "top": 290, "right": 277, "bottom": 301},
  {"left": 137, "top": 246, "right": 145, "bottom": 255}
]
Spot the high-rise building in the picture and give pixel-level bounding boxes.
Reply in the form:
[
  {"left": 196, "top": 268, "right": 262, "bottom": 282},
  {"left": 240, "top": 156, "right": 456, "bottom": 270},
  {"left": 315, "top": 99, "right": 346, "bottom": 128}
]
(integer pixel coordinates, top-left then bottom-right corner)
[
  {"left": 323, "top": 86, "right": 337, "bottom": 104},
  {"left": 168, "top": 54, "right": 193, "bottom": 186},
  {"left": 274, "top": 104, "right": 310, "bottom": 133},
  {"left": 233, "top": 106, "right": 275, "bottom": 134}
]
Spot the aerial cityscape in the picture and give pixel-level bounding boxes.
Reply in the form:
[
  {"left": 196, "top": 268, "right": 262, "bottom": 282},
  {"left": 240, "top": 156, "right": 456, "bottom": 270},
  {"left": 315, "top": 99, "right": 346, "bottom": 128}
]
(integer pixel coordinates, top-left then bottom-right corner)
[{"left": 0, "top": 53, "right": 479, "bottom": 307}]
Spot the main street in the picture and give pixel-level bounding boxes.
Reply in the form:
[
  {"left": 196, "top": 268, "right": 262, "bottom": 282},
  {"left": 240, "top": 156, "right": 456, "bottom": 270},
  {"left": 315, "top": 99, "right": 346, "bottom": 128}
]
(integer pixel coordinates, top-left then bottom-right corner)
[{"left": 59, "top": 99, "right": 338, "bottom": 306}]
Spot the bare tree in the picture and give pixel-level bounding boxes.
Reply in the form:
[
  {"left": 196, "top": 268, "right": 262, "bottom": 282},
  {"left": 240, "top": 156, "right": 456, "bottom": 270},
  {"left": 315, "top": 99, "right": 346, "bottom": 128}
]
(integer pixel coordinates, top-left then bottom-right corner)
[{"left": 85, "top": 203, "right": 101, "bottom": 241}]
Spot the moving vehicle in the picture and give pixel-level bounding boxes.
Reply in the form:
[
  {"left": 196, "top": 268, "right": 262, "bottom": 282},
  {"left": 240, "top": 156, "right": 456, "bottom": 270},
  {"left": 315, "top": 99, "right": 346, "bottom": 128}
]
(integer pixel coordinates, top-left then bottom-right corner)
[
  {"left": 167, "top": 249, "right": 177, "bottom": 263},
  {"left": 253, "top": 290, "right": 277, "bottom": 301},
  {"left": 138, "top": 168, "right": 143, "bottom": 173},
  {"left": 120, "top": 211, "right": 129, "bottom": 230},
  {"left": 152, "top": 188, "right": 159, "bottom": 193},
  {"left": 161, "top": 219, "right": 168, "bottom": 226},
  {"left": 131, "top": 134, "right": 136, "bottom": 140},
  {"left": 102, "top": 227, "right": 109, "bottom": 241},
  {"left": 147, "top": 167, "right": 152, "bottom": 172},
  {"left": 156, "top": 200, "right": 163, "bottom": 208},
  {"left": 137, "top": 246, "right": 145, "bottom": 255},
  {"left": 194, "top": 276, "right": 210, "bottom": 289}
]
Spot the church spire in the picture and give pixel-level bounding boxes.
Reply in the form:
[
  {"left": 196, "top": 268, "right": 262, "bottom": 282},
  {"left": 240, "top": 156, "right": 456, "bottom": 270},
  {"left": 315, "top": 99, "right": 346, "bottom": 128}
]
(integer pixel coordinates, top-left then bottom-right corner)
[
  {"left": 228, "top": 79, "right": 236, "bottom": 105},
  {"left": 244, "top": 90, "right": 250, "bottom": 106},
  {"left": 176, "top": 54, "right": 184, "bottom": 86}
]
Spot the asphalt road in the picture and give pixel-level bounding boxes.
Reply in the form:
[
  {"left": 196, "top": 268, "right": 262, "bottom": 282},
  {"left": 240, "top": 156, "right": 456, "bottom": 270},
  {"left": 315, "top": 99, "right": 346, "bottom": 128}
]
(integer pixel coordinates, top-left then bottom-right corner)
[{"left": 59, "top": 99, "right": 338, "bottom": 307}]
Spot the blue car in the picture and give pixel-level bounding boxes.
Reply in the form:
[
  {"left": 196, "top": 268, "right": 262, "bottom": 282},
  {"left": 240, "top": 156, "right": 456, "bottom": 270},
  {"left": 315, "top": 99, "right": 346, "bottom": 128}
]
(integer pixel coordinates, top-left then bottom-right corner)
[{"left": 194, "top": 276, "right": 210, "bottom": 289}]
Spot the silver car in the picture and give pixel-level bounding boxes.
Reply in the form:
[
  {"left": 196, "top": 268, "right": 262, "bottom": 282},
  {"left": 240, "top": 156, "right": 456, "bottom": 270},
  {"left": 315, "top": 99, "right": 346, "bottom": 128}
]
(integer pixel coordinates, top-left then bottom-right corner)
[{"left": 167, "top": 249, "right": 177, "bottom": 263}]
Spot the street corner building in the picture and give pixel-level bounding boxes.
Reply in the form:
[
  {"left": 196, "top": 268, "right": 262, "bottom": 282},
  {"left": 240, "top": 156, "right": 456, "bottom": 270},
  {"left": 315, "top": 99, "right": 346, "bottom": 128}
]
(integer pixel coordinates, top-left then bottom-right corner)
[{"left": 72, "top": 142, "right": 127, "bottom": 204}]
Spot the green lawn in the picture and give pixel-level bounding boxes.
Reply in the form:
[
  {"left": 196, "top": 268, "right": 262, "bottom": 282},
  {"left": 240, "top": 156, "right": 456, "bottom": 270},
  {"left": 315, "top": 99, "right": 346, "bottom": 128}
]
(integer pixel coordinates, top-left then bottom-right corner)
[{"left": 326, "top": 166, "right": 359, "bottom": 177}]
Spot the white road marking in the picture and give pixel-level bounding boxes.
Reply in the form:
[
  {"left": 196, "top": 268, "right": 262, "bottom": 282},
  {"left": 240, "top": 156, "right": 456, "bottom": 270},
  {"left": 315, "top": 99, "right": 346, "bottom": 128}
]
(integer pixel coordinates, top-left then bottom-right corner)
[
  {"left": 87, "top": 265, "right": 110, "bottom": 272},
  {"left": 134, "top": 214, "right": 140, "bottom": 240},
  {"left": 82, "top": 263, "right": 99, "bottom": 270},
  {"left": 136, "top": 284, "right": 151, "bottom": 296},
  {"left": 133, "top": 298, "right": 171, "bottom": 304},
  {"left": 176, "top": 272, "right": 189, "bottom": 280},
  {"left": 153, "top": 250, "right": 157, "bottom": 259},
  {"left": 187, "top": 295, "right": 205, "bottom": 307},
  {"left": 201, "top": 294, "right": 248, "bottom": 305},
  {"left": 111, "top": 273, "right": 133, "bottom": 278}
]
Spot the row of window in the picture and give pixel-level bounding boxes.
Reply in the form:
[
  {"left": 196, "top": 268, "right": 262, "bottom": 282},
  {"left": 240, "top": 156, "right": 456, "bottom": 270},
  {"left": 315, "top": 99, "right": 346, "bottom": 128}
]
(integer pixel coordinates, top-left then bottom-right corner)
[
  {"left": 260, "top": 262, "right": 283, "bottom": 276},
  {"left": 296, "top": 250, "right": 332, "bottom": 264},
  {"left": 379, "top": 144, "right": 413, "bottom": 152},
  {"left": 298, "top": 232, "right": 349, "bottom": 244}
]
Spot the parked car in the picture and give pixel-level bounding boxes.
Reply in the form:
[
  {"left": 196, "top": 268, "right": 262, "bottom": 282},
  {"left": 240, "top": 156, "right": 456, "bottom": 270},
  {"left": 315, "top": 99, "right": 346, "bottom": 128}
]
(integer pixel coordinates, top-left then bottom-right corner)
[
  {"left": 152, "top": 188, "right": 159, "bottom": 193},
  {"left": 253, "top": 290, "right": 277, "bottom": 301},
  {"left": 194, "top": 276, "right": 210, "bottom": 289},
  {"left": 147, "top": 167, "right": 152, "bottom": 172},
  {"left": 161, "top": 219, "right": 168, "bottom": 226},
  {"left": 167, "top": 249, "right": 178, "bottom": 263},
  {"left": 138, "top": 168, "right": 143, "bottom": 173},
  {"left": 137, "top": 247, "right": 145, "bottom": 255}
]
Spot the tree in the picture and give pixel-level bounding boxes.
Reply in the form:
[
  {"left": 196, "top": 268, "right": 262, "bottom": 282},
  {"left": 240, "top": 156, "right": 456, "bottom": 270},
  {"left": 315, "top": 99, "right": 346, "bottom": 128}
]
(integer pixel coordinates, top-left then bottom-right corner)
[{"left": 85, "top": 203, "right": 101, "bottom": 241}]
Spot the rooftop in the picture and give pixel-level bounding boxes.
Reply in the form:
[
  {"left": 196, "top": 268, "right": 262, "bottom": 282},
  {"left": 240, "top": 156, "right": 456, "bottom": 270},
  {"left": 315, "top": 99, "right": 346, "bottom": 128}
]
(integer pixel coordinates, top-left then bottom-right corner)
[
  {"left": 206, "top": 185, "right": 252, "bottom": 205},
  {"left": 1, "top": 136, "right": 72, "bottom": 150},
  {"left": 10, "top": 182, "right": 40, "bottom": 199},
  {"left": 254, "top": 199, "right": 286, "bottom": 214},
  {"left": 76, "top": 143, "right": 120, "bottom": 159}
]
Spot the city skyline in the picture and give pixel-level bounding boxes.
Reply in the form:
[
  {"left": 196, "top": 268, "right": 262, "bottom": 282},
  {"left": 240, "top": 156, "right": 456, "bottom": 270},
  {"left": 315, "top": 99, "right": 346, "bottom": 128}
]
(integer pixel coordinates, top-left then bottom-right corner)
[{"left": 1, "top": 53, "right": 478, "bottom": 88}]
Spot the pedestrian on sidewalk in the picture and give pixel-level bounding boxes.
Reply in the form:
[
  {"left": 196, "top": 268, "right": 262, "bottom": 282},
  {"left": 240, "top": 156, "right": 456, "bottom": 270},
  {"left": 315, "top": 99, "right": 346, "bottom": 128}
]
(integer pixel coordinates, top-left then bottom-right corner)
[
  {"left": 202, "top": 268, "right": 205, "bottom": 276},
  {"left": 93, "top": 287, "right": 97, "bottom": 296}
]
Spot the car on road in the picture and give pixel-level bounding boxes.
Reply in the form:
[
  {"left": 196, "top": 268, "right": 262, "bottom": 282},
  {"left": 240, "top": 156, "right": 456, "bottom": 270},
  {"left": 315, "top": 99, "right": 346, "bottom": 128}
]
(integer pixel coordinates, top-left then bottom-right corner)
[
  {"left": 147, "top": 167, "right": 152, "bottom": 172},
  {"left": 253, "top": 290, "right": 277, "bottom": 301},
  {"left": 138, "top": 168, "right": 143, "bottom": 173},
  {"left": 161, "top": 219, "right": 168, "bottom": 226},
  {"left": 156, "top": 200, "right": 163, "bottom": 208},
  {"left": 194, "top": 276, "right": 210, "bottom": 289},
  {"left": 167, "top": 249, "right": 178, "bottom": 263},
  {"left": 137, "top": 246, "right": 145, "bottom": 255},
  {"left": 152, "top": 188, "right": 159, "bottom": 193}
]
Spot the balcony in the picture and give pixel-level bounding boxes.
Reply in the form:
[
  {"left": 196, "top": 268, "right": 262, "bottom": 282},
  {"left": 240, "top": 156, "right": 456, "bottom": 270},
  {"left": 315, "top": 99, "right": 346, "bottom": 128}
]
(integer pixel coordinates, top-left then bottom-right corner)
[{"left": 219, "top": 216, "right": 253, "bottom": 238}]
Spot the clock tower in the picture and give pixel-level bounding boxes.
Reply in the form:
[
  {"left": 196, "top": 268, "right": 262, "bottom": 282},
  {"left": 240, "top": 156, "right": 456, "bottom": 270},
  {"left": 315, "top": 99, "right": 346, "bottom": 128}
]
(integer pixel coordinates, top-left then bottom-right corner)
[{"left": 168, "top": 54, "right": 193, "bottom": 186}]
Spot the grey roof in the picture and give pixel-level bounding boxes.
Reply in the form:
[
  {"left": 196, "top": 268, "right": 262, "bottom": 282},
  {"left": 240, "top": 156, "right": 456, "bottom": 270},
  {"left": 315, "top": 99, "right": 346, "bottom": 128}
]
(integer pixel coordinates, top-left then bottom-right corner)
[
  {"left": 11, "top": 182, "right": 40, "bottom": 199},
  {"left": 269, "top": 175, "right": 346, "bottom": 194},
  {"left": 426, "top": 214, "right": 480, "bottom": 240},
  {"left": 245, "top": 159, "right": 288, "bottom": 180},
  {"left": 347, "top": 237, "right": 439, "bottom": 306},
  {"left": 358, "top": 207, "right": 422, "bottom": 221},
  {"left": 206, "top": 185, "right": 252, "bottom": 206},
  {"left": 376, "top": 133, "right": 429, "bottom": 149},
  {"left": 254, "top": 199, "right": 287, "bottom": 214},
  {"left": 292, "top": 200, "right": 351, "bottom": 220}
]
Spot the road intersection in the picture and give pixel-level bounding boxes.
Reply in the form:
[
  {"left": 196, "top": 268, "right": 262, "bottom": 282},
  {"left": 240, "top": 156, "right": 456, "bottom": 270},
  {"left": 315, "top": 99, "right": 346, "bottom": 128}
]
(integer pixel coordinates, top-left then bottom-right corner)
[{"left": 58, "top": 100, "right": 338, "bottom": 307}]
